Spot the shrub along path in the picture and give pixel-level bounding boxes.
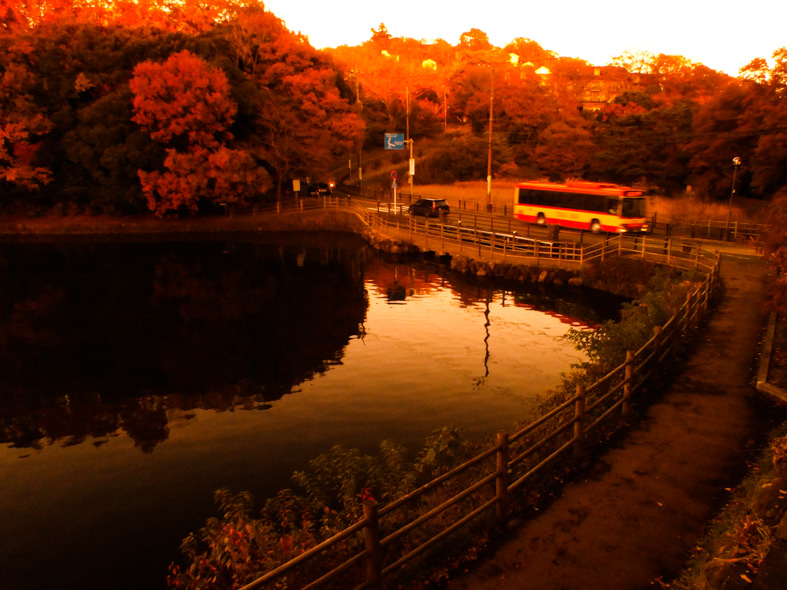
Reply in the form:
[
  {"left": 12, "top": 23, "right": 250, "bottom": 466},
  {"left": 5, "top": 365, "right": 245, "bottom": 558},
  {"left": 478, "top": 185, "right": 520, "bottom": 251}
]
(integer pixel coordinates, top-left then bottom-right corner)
[{"left": 445, "top": 254, "right": 776, "bottom": 590}]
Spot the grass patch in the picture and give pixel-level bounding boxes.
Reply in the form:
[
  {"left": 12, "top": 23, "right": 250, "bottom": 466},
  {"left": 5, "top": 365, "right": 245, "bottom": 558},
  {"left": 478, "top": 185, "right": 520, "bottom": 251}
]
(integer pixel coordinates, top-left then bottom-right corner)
[{"left": 670, "top": 425, "right": 787, "bottom": 589}]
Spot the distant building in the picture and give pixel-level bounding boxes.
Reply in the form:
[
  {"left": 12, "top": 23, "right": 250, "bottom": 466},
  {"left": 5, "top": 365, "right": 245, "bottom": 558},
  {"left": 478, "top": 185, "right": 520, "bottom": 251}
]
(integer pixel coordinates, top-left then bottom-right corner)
[{"left": 579, "top": 66, "right": 653, "bottom": 111}]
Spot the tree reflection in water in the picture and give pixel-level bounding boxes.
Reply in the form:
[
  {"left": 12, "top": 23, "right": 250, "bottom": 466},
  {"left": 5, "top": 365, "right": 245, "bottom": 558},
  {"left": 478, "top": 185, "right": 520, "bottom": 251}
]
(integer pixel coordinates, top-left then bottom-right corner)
[
  {"left": 0, "top": 234, "right": 369, "bottom": 452},
  {"left": 0, "top": 236, "right": 623, "bottom": 454}
]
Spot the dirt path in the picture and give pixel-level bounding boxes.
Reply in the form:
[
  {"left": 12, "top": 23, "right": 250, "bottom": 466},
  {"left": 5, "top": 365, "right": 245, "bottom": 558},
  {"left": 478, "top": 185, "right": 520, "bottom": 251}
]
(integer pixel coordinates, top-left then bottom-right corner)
[{"left": 445, "top": 255, "right": 769, "bottom": 590}]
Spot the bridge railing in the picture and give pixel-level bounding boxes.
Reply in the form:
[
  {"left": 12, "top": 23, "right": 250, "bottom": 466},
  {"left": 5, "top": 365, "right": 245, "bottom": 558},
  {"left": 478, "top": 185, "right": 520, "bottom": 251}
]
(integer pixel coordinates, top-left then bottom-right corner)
[{"left": 353, "top": 205, "right": 724, "bottom": 272}]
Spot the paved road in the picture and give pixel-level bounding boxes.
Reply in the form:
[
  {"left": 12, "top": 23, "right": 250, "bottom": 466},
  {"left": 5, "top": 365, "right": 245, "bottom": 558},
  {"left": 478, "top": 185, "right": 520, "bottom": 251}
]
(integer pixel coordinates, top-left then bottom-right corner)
[{"left": 445, "top": 253, "right": 773, "bottom": 590}]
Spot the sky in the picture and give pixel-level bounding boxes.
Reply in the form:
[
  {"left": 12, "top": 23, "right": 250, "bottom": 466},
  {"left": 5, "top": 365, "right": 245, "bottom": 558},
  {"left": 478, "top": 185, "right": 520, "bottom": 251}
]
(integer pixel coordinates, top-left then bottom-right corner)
[{"left": 262, "top": 0, "right": 786, "bottom": 76}]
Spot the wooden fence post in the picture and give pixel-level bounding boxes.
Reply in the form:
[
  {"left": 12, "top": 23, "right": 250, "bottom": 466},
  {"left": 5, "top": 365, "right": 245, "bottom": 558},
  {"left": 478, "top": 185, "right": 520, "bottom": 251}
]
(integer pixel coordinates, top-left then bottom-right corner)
[
  {"left": 363, "top": 500, "right": 383, "bottom": 590},
  {"left": 653, "top": 325, "right": 663, "bottom": 365},
  {"left": 496, "top": 431, "right": 509, "bottom": 524},
  {"left": 682, "top": 291, "right": 693, "bottom": 335},
  {"left": 623, "top": 350, "right": 634, "bottom": 417},
  {"left": 573, "top": 384, "right": 586, "bottom": 457},
  {"left": 702, "top": 278, "right": 710, "bottom": 311}
]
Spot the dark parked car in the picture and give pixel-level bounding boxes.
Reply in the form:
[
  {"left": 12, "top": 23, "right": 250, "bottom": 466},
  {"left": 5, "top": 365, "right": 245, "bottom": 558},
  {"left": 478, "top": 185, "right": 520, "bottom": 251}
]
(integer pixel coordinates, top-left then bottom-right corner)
[
  {"left": 305, "top": 182, "right": 332, "bottom": 197},
  {"left": 409, "top": 198, "right": 450, "bottom": 217}
]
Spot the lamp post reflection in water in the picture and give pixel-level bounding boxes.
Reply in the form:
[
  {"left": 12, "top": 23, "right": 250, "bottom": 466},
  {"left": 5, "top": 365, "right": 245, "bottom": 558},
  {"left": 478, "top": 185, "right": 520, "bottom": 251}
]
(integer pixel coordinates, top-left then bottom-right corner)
[{"left": 482, "top": 287, "right": 492, "bottom": 380}]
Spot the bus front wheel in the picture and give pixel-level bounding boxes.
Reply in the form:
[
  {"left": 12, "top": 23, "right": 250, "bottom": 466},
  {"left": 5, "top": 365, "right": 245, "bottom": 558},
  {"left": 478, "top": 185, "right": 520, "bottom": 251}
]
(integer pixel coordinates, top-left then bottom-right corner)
[
  {"left": 590, "top": 219, "right": 602, "bottom": 233},
  {"left": 536, "top": 213, "right": 546, "bottom": 225}
]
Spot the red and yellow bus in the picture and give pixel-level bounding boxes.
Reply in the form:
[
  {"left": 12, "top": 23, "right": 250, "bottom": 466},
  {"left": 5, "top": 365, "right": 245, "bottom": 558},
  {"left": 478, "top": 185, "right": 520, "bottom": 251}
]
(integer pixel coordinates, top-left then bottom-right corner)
[{"left": 513, "top": 181, "right": 649, "bottom": 233}]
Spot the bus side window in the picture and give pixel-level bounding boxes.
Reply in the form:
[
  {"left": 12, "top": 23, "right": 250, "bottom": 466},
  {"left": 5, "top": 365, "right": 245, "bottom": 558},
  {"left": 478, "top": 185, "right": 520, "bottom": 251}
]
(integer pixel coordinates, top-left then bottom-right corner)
[{"left": 607, "top": 198, "right": 619, "bottom": 214}]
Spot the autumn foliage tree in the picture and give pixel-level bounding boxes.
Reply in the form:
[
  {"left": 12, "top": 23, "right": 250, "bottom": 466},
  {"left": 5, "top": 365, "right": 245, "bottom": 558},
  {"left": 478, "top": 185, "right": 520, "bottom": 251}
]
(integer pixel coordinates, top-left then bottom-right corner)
[
  {"left": 131, "top": 49, "right": 269, "bottom": 216},
  {"left": 3, "top": 1, "right": 787, "bottom": 215},
  {"left": 687, "top": 48, "right": 787, "bottom": 200},
  {"left": 760, "top": 187, "right": 787, "bottom": 312},
  {"left": 223, "top": 7, "right": 364, "bottom": 196},
  {"left": 131, "top": 50, "right": 237, "bottom": 148},
  {"left": 0, "top": 31, "right": 53, "bottom": 192}
]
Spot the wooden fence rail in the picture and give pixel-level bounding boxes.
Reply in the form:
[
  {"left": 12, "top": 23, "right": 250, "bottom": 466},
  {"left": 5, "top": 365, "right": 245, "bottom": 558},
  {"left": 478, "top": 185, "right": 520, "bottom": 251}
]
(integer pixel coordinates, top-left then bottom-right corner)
[{"left": 236, "top": 201, "right": 721, "bottom": 590}]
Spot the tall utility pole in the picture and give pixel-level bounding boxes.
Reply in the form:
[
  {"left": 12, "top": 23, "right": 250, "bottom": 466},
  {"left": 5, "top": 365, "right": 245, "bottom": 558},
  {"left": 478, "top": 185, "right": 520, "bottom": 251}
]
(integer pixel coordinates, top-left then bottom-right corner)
[
  {"left": 408, "top": 138, "right": 414, "bottom": 202},
  {"left": 444, "top": 90, "right": 448, "bottom": 133},
  {"left": 350, "top": 69, "right": 363, "bottom": 191},
  {"left": 405, "top": 86, "right": 410, "bottom": 142},
  {"left": 406, "top": 87, "right": 413, "bottom": 201},
  {"left": 486, "top": 68, "right": 494, "bottom": 212}
]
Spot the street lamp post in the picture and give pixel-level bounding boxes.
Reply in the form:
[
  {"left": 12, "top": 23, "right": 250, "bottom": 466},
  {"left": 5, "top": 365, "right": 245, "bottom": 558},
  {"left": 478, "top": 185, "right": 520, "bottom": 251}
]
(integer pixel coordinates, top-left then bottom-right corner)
[
  {"left": 724, "top": 157, "right": 742, "bottom": 241},
  {"left": 486, "top": 68, "right": 494, "bottom": 212}
]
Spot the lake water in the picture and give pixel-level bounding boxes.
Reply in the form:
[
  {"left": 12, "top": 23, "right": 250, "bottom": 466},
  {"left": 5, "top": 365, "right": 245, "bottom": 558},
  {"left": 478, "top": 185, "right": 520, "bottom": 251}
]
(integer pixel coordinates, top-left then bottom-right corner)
[{"left": 0, "top": 233, "right": 620, "bottom": 590}]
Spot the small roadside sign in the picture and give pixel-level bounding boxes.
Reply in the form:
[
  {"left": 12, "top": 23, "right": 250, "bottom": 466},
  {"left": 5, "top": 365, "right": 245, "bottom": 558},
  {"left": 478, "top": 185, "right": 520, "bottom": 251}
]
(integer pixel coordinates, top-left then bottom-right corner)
[
  {"left": 384, "top": 133, "right": 405, "bottom": 150},
  {"left": 391, "top": 170, "right": 397, "bottom": 180}
]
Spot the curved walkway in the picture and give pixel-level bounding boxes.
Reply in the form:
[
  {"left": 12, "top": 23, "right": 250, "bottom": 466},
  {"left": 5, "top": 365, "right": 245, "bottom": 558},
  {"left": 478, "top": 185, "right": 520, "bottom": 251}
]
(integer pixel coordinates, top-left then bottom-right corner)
[{"left": 445, "top": 253, "right": 771, "bottom": 590}]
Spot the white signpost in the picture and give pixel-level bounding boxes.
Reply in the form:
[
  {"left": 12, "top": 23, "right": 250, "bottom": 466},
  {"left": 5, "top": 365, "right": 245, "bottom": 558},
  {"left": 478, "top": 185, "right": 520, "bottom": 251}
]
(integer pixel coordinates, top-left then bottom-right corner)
[{"left": 391, "top": 170, "right": 398, "bottom": 214}]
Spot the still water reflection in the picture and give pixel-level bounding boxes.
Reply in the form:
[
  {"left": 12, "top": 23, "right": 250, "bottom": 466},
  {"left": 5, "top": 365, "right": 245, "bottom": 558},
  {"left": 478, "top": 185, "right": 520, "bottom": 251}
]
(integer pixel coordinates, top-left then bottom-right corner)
[{"left": 0, "top": 234, "right": 618, "bottom": 590}]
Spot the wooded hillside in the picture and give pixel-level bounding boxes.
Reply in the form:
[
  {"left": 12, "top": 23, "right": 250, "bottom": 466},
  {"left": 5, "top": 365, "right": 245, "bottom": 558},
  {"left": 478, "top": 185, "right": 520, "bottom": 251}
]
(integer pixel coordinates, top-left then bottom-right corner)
[{"left": 1, "top": 1, "right": 785, "bottom": 216}]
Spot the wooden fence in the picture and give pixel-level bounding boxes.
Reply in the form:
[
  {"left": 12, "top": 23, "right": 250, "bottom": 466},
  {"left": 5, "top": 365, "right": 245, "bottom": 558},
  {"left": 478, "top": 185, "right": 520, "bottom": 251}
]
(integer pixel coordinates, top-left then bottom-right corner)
[
  {"left": 650, "top": 215, "right": 765, "bottom": 242},
  {"left": 231, "top": 203, "right": 722, "bottom": 590}
]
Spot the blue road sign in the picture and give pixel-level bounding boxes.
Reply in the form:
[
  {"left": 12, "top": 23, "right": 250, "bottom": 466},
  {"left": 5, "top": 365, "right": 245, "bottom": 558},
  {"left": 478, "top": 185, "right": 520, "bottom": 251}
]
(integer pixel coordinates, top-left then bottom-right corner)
[{"left": 384, "top": 133, "right": 405, "bottom": 150}]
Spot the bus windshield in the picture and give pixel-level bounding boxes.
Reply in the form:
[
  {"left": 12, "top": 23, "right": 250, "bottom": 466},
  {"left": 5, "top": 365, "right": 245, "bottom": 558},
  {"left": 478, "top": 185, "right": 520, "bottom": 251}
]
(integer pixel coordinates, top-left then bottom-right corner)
[{"left": 621, "top": 198, "right": 646, "bottom": 218}]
